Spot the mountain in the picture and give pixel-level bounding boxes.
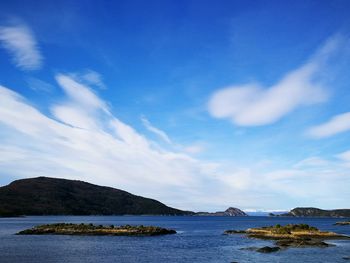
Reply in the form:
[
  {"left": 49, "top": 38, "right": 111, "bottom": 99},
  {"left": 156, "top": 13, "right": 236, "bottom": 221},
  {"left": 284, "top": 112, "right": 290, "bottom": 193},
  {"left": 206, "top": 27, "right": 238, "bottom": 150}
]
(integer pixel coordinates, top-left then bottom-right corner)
[
  {"left": 0, "top": 177, "right": 193, "bottom": 216},
  {"left": 195, "top": 207, "right": 247, "bottom": 216},
  {"left": 279, "top": 207, "right": 350, "bottom": 218}
]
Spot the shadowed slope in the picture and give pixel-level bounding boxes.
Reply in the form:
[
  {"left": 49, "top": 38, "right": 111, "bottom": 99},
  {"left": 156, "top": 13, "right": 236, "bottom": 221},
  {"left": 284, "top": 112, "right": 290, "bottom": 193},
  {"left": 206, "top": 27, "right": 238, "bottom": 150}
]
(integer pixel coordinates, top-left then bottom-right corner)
[{"left": 0, "top": 177, "right": 193, "bottom": 216}]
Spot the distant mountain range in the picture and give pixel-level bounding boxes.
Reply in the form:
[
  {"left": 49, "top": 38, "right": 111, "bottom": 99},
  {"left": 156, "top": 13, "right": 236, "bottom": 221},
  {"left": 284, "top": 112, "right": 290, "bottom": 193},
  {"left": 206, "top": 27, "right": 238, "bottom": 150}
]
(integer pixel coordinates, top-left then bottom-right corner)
[
  {"left": 272, "top": 207, "right": 350, "bottom": 218},
  {"left": 0, "top": 177, "right": 193, "bottom": 216},
  {"left": 6, "top": 177, "right": 346, "bottom": 218}
]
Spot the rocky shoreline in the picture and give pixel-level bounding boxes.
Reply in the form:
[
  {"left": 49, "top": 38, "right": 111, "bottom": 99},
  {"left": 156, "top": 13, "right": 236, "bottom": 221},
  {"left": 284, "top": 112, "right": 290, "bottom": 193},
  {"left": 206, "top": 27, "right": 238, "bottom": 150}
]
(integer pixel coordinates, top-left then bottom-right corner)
[{"left": 224, "top": 223, "right": 349, "bottom": 253}]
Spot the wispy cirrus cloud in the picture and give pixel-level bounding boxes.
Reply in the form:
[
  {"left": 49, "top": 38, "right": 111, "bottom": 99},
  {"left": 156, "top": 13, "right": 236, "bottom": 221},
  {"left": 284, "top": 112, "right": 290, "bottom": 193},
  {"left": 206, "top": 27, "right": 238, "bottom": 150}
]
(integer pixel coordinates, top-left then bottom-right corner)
[
  {"left": 337, "top": 150, "right": 350, "bottom": 161},
  {"left": 26, "top": 77, "right": 54, "bottom": 92},
  {"left": 140, "top": 116, "right": 205, "bottom": 154},
  {"left": 207, "top": 36, "right": 342, "bottom": 126},
  {"left": 307, "top": 112, "right": 350, "bottom": 138},
  {"left": 0, "top": 22, "right": 43, "bottom": 70},
  {"left": 0, "top": 75, "right": 214, "bottom": 210},
  {"left": 336, "top": 150, "right": 350, "bottom": 168},
  {"left": 71, "top": 69, "right": 106, "bottom": 89},
  {"left": 141, "top": 116, "right": 172, "bottom": 144}
]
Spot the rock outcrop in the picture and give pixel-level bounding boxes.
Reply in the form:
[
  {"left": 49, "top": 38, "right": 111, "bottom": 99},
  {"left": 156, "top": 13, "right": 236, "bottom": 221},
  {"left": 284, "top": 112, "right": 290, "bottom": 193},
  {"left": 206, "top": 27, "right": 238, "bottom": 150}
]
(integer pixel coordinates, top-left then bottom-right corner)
[
  {"left": 195, "top": 207, "right": 247, "bottom": 216},
  {"left": 279, "top": 207, "right": 350, "bottom": 218}
]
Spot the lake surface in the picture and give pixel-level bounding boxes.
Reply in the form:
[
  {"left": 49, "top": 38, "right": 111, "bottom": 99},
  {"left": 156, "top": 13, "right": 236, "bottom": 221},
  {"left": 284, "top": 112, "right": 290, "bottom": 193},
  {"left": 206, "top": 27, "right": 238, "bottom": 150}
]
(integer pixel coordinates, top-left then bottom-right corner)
[{"left": 0, "top": 216, "right": 349, "bottom": 262}]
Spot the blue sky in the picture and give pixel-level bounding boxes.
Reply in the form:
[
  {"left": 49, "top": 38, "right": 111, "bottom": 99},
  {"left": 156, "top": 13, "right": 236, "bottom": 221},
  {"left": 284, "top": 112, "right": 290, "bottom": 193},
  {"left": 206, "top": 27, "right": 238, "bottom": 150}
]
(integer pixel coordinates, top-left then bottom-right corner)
[{"left": 0, "top": 0, "right": 350, "bottom": 211}]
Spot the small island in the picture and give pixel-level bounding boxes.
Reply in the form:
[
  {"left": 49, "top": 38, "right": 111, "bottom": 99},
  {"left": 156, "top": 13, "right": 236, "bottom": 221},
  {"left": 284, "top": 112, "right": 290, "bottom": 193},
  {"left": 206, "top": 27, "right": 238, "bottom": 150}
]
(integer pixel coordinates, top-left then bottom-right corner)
[
  {"left": 334, "top": 221, "right": 350, "bottom": 226},
  {"left": 224, "top": 223, "right": 349, "bottom": 252},
  {"left": 195, "top": 207, "right": 247, "bottom": 216},
  {"left": 278, "top": 207, "right": 350, "bottom": 218},
  {"left": 17, "top": 223, "right": 177, "bottom": 236}
]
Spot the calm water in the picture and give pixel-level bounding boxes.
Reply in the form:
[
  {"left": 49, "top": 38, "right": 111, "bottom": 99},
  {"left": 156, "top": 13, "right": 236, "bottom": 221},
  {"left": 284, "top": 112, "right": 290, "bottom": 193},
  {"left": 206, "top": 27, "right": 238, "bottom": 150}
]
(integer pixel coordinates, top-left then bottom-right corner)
[{"left": 0, "top": 216, "right": 349, "bottom": 262}]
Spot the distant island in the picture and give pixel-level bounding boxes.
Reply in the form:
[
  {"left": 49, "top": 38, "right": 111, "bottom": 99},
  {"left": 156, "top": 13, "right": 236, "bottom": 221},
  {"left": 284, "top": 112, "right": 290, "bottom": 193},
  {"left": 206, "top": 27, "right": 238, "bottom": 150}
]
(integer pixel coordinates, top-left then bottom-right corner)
[
  {"left": 334, "top": 221, "right": 350, "bottom": 226},
  {"left": 17, "top": 223, "right": 176, "bottom": 236},
  {"left": 195, "top": 207, "right": 247, "bottom": 216},
  {"left": 272, "top": 207, "right": 350, "bottom": 218},
  {"left": 0, "top": 177, "right": 193, "bottom": 216}
]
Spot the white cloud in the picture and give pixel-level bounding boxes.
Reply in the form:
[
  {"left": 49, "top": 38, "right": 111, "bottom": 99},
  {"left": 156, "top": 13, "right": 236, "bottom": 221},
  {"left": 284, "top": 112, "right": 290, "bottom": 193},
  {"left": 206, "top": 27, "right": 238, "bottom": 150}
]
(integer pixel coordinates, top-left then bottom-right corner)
[
  {"left": 55, "top": 74, "right": 107, "bottom": 111},
  {"left": 140, "top": 117, "right": 205, "bottom": 154},
  {"left": 0, "top": 75, "right": 349, "bottom": 211},
  {"left": 141, "top": 116, "right": 172, "bottom": 144},
  {"left": 207, "top": 36, "right": 342, "bottom": 126},
  {"left": 0, "top": 76, "right": 215, "bottom": 210},
  {"left": 73, "top": 69, "right": 106, "bottom": 89},
  {"left": 336, "top": 150, "right": 350, "bottom": 168},
  {"left": 337, "top": 150, "right": 350, "bottom": 162},
  {"left": 307, "top": 112, "right": 350, "bottom": 138},
  {"left": 0, "top": 23, "right": 43, "bottom": 70},
  {"left": 183, "top": 144, "right": 205, "bottom": 154},
  {"left": 294, "top": 157, "right": 330, "bottom": 168}
]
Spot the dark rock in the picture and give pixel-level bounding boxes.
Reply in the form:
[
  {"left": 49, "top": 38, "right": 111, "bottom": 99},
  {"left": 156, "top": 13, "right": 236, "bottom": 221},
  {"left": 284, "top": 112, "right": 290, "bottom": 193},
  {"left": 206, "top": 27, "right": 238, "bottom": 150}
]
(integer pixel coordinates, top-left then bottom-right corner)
[
  {"left": 275, "top": 239, "right": 331, "bottom": 248},
  {"left": 256, "top": 246, "right": 280, "bottom": 253},
  {"left": 195, "top": 207, "right": 247, "bottom": 216}
]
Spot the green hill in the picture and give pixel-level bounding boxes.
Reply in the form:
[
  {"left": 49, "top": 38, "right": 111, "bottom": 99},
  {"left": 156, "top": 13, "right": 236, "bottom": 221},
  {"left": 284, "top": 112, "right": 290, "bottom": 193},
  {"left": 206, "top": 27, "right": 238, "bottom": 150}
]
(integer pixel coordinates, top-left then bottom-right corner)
[{"left": 0, "top": 177, "right": 193, "bottom": 216}]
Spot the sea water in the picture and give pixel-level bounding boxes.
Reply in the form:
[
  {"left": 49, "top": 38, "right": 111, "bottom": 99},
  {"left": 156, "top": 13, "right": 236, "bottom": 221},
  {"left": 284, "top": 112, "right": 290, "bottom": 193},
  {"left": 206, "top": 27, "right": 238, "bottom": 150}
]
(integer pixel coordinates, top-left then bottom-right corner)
[{"left": 0, "top": 216, "right": 349, "bottom": 262}]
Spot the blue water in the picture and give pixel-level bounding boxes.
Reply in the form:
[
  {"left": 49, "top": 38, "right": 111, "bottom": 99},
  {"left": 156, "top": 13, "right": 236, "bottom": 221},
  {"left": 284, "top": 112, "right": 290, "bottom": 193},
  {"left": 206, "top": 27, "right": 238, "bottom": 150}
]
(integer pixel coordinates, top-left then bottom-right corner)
[{"left": 0, "top": 216, "right": 349, "bottom": 262}]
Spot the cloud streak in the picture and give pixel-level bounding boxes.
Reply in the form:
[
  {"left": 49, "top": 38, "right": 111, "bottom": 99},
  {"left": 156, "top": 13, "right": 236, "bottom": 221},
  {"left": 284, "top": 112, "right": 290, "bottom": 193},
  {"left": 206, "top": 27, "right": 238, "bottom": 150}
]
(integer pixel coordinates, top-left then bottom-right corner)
[
  {"left": 141, "top": 117, "right": 172, "bottom": 144},
  {"left": 0, "top": 22, "right": 43, "bottom": 70},
  {"left": 0, "top": 76, "right": 214, "bottom": 210},
  {"left": 207, "top": 36, "right": 342, "bottom": 126},
  {"left": 307, "top": 112, "right": 350, "bottom": 138}
]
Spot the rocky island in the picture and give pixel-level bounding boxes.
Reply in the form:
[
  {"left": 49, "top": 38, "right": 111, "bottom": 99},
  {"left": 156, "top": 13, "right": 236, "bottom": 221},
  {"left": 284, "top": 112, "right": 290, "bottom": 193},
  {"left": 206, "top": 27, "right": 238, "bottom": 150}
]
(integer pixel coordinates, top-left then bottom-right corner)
[
  {"left": 195, "top": 207, "right": 247, "bottom": 216},
  {"left": 17, "top": 223, "right": 177, "bottom": 236},
  {"left": 224, "top": 223, "right": 349, "bottom": 253},
  {"left": 278, "top": 207, "right": 350, "bottom": 218},
  {"left": 334, "top": 221, "right": 350, "bottom": 226}
]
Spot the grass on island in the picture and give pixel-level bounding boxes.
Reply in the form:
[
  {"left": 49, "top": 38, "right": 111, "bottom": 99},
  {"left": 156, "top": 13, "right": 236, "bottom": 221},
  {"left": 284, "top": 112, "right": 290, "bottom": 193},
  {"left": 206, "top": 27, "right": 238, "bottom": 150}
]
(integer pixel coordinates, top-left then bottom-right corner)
[{"left": 17, "top": 223, "right": 176, "bottom": 236}]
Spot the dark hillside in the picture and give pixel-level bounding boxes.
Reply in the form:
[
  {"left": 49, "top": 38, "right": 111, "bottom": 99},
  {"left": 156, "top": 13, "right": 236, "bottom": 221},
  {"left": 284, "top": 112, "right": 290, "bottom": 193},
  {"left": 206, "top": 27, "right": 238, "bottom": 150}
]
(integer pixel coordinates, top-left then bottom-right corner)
[{"left": 0, "top": 177, "right": 193, "bottom": 216}]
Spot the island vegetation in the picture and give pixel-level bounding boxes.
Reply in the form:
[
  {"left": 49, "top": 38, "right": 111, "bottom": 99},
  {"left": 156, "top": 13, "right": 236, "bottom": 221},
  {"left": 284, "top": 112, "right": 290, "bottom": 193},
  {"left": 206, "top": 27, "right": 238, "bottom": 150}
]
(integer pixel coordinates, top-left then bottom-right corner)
[
  {"left": 17, "top": 223, "right": 177, "bottom": 236},
  {"left": 224, "top": 223, "right": 349, "bottom": 252}
]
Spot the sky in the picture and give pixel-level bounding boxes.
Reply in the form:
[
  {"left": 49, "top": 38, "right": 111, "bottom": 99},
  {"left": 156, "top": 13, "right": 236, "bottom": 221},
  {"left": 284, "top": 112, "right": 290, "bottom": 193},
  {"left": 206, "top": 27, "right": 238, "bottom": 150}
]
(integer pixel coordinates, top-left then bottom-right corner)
[{"left": 0, "top": 0, "right": 350, "bottom": 212}]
